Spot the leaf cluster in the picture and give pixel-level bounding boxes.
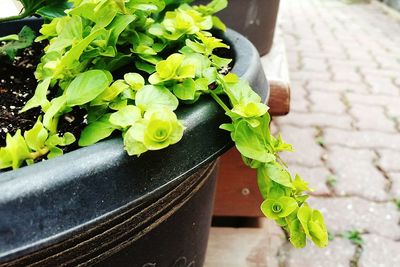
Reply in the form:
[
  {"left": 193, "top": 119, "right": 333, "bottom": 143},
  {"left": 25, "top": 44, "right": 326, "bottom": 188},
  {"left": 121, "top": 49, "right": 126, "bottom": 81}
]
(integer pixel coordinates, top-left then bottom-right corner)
[
  {"left": 0, "top": 0, "right": 328, "bottom": 249},
  {"left": 217, "top": 75, "right": 328, "bottom": 248},
  {"left": 0, "top": 118, "right": 74, "bottom": 170},
  {"left": 0, "top": 26, "right": 35, "bottom": 61}
]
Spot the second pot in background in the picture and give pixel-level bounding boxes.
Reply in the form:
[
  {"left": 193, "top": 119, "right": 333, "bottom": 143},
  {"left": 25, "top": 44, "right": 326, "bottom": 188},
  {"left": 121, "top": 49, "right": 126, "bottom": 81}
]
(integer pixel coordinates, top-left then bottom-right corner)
[{"left": 195, "top": 0, "right": 281, "bottom": 56}]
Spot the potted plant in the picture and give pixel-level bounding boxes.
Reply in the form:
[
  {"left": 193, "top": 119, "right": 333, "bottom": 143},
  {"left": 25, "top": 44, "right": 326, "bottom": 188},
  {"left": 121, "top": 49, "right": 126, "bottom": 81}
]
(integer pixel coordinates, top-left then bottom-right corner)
[
  {"left": 0, "top": 0, "right": 328, "bottom": 266},
  {"left": 194, "top": 0, "right": 281, "bottom": 55}
]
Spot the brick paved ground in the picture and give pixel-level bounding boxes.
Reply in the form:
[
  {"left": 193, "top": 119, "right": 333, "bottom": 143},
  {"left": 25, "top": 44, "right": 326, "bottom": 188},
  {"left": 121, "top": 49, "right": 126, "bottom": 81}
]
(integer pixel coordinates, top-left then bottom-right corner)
[{"left": 271, "top": 0, "right": 400, "bottom": 266}]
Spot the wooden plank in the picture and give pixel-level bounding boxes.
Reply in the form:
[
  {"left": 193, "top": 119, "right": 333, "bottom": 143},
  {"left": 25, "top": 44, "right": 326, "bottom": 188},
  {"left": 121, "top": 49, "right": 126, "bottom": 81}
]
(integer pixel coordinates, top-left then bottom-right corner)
[
  {"left": 213, "top": 148, "right": 264, "bottom": 217},
  {"left": 268, "top": 80, "right": 290, "bottom": 116}
]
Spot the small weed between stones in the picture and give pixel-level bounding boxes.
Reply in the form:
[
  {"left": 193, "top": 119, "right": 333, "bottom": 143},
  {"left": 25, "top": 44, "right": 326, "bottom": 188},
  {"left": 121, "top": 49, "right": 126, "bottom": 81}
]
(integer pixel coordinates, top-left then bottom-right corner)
[
  {"left": 315, "top": 126, "right": 325, "bottom": 147},
  {"left": 328, "top": 231, "right": 335, "bottom": 241},
  {"left": 394, "top": 199, "right": 400, "bottom": 211},
  {"left": 341, "top": 230, "right": 364, "bottom": 267},
  {"left": 316, "top": 136, "right": 325, "bottom": 147},
  {"left": 342, "top": 230, "right": 364, "bottom": 246},
  {"left": 326, "top": 174, "right": 338, "bottom": 188}
]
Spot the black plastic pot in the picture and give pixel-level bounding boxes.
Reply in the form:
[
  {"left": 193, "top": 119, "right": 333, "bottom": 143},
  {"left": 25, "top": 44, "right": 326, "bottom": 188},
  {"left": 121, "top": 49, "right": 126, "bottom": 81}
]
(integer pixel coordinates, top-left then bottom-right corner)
[
  {"left": 0, "top": 19, "right": 268, "bottom": 267},
  {"left": 195, "top": 0, "right": 281, "bottom": 55}
]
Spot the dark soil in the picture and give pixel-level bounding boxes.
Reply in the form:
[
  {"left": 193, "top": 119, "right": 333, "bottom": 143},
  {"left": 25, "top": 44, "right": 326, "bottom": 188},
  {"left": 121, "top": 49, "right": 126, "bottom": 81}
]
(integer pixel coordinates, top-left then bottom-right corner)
[
  {"left": 0, "top": 42, "right": 85, "bottom": 150},
  {"left": 0, "top": 42, "right": 44, "bottom": 147}
]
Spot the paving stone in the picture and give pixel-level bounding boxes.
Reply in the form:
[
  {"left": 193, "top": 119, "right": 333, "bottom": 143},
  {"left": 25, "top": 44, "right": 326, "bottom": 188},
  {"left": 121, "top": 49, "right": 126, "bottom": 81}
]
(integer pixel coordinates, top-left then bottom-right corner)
[
  {"left": 359, "top": 234, "right": 400, "bottom": 267},
  {"left": 324, "top": 128, "right": 400, "bottom": 150},
  {"left": 350, "top": 104, "right": 397, "bottom": 133},
  {"left": 364, "top": 75, "right": 400, "bottom": 96},
  {"left": 388, "top": 172, "right": 400, "bottom": 199},
  {"left": 288, "top": 56, "right": 301, "bottom": 72},
  {"left": 308, "top": 197, "right": 400, "bottom": 239},
  {"left": 286, "top": 238, "right": 355, "bottom": 267},
  {"left": 301, "top": 58, "right": 329, "bottom": 72},
  {"left": 326, "top": 146, "right": 389, "bottom": 201},
  {"left": 301, "top": 51, "right": 347, "bottom": 61},
  {"left": 309, "top": 90, "right": 346, "bottom": 114},
  {"left": 308, "top": 80, "right": 368, "bottom": 93},
  {"left": 277, "top": 125, "right": 324, "bottom": 167},
  {"left": 376, "top": 56, "right": 400, "bottom": 70},
  {"left": 295, "top": 41, "right": 321, "bottom": 52},
  {"left": 276, "top": 112, "right": 353, "bottom": 130},
  {"left": 284, "top": 38, "right": 299, "bottom": 50},
  {"left": 385, "top": 106, "right": 400, "bottom": 123},
  {"left": 348, "top": 50, "right": 374, "bottom": 62},
  {"left": 364, "top": 75, "right": 394, "bottom": 86},
  {"left": 327, "top": 59, "right": 373, "bottom": 70},
  {"left": 287, "top": 164, "right": 331, "bottom": 195},
  {"left": 395, "top": 77, "right": 400, "bottom": 87},
  {"left": 291, "top": 46, "right": 322, "bottom": 55},
  {"left": 329, "top": 65, "right": 358, "bottom": 77},
  {"left": 345, "top": 92, "right": 399, "bottom": 107},
  {"left": 320, "top": 44, "right": 346, "bottom": 54},
  {"left": 205, "top": 222, "right": 286, "bottom": 267},
  {"left": 285, "top": 81, "right": 310, "bottom": 112},
  {"left": 359, "top": 68, "right": 400, "bottom": 79},
  {"left": 290, "top": 81, "right": 308, "bottom": 100},
  {"left": 290, "top": 71, "right": 332, "bottom": 82},
  {"left": 377, "top": 149, "right": 400, "bottom": 173},
  {"left": 290, "top": 99, "right": 309, "bottom": 113},
  {"left": 369, "top": 82, "right": 400, "bottom": 97},
  {"left": 332, "top": 69, "right": 363, "bottom": 83}
]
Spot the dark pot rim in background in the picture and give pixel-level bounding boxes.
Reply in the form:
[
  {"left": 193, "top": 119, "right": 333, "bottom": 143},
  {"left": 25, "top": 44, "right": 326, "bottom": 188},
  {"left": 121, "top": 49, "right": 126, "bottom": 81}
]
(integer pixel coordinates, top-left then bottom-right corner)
[
  {"left": 194, "top": 0, "right": 281, "bottom": 56},
  {"left": 0, "top": 18, "right": 269, "bottom": 264}
]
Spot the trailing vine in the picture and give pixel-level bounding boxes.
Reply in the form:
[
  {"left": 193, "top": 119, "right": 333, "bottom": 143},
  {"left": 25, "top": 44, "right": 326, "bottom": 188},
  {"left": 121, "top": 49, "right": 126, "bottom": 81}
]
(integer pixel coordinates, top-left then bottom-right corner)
[{"left": 0, "top": 0, "right": 328, "bottom": 248}]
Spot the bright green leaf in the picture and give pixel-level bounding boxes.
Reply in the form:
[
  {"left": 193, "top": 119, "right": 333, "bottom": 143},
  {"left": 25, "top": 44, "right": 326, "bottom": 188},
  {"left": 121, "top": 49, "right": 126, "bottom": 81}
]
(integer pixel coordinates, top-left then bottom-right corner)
[
  {"left": 24, "top": 119, "right": 49, "bottom": 151},
  {"left": 47, "top": 147, "right": 64, "bottom": 159},
  {"left": 172, "top": 79, "right": 196, "bottom": 100},
  {"left": 263, "top": 163, "right": 293, "bottom": 188},
  {"left": 135, "top": 85, "right": 179, "bottom": 112},
  {"left": 109, "top": 105, "right": 142, "bottom": 128},
  {"left": 261, "top": 196, "right": 298, "bottom": 220},
  {"left": 233, "top": 120, "right": 276, "bottom": 163},
  {"left": 79, "top": 114, "right": 116, "bottom": 146},
  {"left": 124, "top": 73, "right": 145, "bottom": 91},
  {"left": 66, "top": 70, "right": 111, "bottom": 106}
]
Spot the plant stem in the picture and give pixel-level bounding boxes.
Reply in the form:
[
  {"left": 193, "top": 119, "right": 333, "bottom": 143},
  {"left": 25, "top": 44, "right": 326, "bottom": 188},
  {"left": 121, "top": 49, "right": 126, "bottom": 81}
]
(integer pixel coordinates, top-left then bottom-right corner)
[
  {"left": 209, "top": 91, "right": 230, "bottom": 113},
  {"left": 29, "top": 147, "right": 50, "bottom": 159}
]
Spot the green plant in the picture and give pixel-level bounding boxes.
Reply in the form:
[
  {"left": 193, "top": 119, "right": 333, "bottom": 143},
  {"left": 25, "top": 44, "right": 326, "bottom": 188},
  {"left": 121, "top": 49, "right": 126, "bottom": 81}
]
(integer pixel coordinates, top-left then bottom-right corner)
[
  {"left": 0, "top": 0, "right": 328, "bottom": 248},
  {"left": 328, "top": 231, "right": 335, "bottom": 241},
  {"left": 342, "top": 230, "right": 364, "bottom": 246},
  {"left": 395, "top": 199, "right": 400, "bottom": 211},
  {"left": 0, "top": 26, "right": 35, "bottom": 60}
]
